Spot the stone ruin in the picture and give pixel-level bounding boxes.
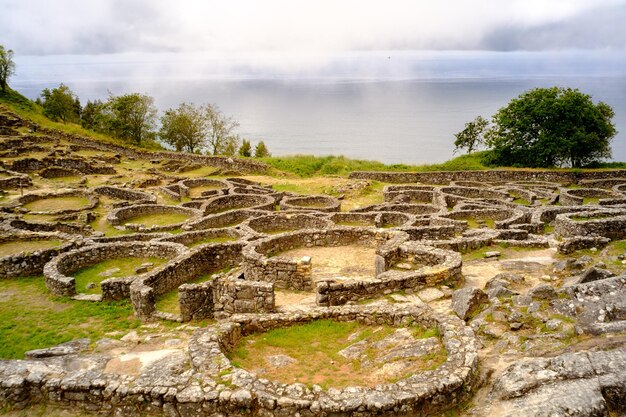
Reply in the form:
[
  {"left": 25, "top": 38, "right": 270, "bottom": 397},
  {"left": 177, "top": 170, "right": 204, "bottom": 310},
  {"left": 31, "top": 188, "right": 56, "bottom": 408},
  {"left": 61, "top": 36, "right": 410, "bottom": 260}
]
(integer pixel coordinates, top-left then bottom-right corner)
[{"left": 1, "top": 106, "right": 626, "bottom": 416}]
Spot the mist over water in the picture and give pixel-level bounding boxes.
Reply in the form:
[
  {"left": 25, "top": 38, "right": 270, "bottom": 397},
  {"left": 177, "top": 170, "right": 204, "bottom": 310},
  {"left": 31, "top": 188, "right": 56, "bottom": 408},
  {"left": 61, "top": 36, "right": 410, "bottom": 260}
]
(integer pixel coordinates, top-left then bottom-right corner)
[{"left": 11, "top": 50, "right": 626, "bottom": 164}]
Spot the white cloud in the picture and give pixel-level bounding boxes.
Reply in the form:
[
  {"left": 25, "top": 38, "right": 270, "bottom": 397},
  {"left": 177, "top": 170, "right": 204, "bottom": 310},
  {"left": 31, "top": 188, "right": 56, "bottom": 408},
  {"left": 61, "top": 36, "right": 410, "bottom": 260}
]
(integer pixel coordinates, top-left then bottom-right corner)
[{"left": 1, "top": 0, "right": 625, "bottom": 56}]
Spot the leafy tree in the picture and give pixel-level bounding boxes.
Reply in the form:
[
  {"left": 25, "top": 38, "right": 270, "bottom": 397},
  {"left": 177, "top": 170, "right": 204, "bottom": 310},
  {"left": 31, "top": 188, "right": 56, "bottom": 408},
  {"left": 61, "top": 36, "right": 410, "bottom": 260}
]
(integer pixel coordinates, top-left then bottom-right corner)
[
  {"left": 105, "top": 93, "right": 157, "bottom": 145},
  {"left": 254, "top": 140, "right": 271, "bottom": 158},
  {"left": 40, "top": 84, "right": 81, "bottom": 123},
  {"left": 159, "top": 103, "right": 208, "bottom": 153},
  {"left": 205, "top": 104, "right": 240, "bottom": 155},
  {"left": 238, "top": 139, "right": 252, "bottom": 157},
  {"left": 222, "top": 135, "right": 240, "bottom": 156},
  {"left": 81, "top": 99, "right": 108, "bottom": 131},
  {"left": 0, "top": 45, "right": 16, "bottom": 92},
  {"left": 454, "top": 116, "right": 488, "bottom": 154},
  {"left": 485, "top": 87, "right": 616, "bottom": 167}
]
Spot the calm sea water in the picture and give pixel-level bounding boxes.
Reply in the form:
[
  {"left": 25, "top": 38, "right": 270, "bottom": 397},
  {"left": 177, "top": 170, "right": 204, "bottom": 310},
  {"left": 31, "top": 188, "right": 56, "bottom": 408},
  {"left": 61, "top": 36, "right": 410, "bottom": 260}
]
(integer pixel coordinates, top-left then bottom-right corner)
[{"left": 11, "top": 51, "right": 626, "bottom": 164}]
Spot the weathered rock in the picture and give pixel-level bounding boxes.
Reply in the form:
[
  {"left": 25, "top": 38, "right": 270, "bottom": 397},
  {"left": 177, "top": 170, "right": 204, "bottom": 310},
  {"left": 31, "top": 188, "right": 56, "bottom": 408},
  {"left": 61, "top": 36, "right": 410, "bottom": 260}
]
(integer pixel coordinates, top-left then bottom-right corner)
[
  {"left": 528, "top": 284, "right": 557, "bottom": 300},
  {"left": 24, "top": 338, "right": 90, "bottom": 359},
  {"left": 575, "top": 266, "right": 616, "bottom": 284},
  {"left": 452, "top": 287, "right": 488, "bottom": 320}
]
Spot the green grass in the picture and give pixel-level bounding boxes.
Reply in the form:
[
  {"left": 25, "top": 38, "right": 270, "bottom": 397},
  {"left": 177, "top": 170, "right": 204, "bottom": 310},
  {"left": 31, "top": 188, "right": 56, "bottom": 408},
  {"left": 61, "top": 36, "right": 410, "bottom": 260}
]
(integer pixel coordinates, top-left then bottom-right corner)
[
  {"left": 0, "top": 239, "right": 62, "bottom": 257},
  {"left": 260, "top": 152, "right": 489, "bottom": 177},
  {"left": 571, "top": 214, "right": 616, "bottom": 221},
  {"left": 228, "top": 319, "right": 445, "bottom": 389},
  {"left": 23, "top": 196, "right": 91, "bottom": 212},
  {"left": 0, "top": 276, "right": 141, "bottom": 359},
  {"left": 123, "top": 212, "right": 190, "bottom": 227},
  {"left": 461, "top": 217, "right": 495, "bottom": 229},
  {"left": 73, "top": 257, "right": 168, "bottom": 294},
  {"left": 513, "top": 198, "right": 531, "bottom": 205},
  {"left": 583, "top": 197, "right": 600, "bottom": 205},
  {"left": 461, "top": 243, "right": 537, "bottom": 260}
]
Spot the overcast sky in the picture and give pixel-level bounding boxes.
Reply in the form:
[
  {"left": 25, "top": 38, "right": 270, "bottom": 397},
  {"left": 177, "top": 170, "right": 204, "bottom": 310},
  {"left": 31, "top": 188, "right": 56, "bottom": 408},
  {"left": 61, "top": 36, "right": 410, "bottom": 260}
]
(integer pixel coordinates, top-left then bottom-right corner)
[{"left": 2, "top": 0, "right": 626, "bottom": 57}]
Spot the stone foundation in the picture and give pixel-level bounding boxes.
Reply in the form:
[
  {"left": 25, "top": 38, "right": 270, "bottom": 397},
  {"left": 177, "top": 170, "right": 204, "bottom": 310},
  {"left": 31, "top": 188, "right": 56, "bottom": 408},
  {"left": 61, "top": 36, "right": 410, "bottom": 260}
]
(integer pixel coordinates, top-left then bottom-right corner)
[{"left": 43, "top": 241, "right": 187, "bottom": 300}]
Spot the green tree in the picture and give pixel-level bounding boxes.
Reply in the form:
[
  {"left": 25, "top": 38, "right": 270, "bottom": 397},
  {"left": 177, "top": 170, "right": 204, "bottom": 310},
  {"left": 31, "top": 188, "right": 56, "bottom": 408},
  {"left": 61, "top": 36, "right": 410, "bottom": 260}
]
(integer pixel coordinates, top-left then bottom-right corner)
[
  {"left": 205, "top": 104, "right": 240, "bottom": 155},
  {"left": 222, "top": 135, "right": 240, "bottom": 156},
  {"left": 485, "top": 87, "right": 616, "bottom": 167},
  {"left": 0, "top": 45, "right": 16, "bottom": 92},
  {"left": 106, "top": 93, "right": 157, "bottom": 145},
  {"left": 159, "top": 103, "right": 208, "bottom": 153},
  {"left": 454, "top": 116, "right": 488, "bottom": 154},
  {"left": 40, "top": 84, "right": 81, "bottom": 123},
  {"left": 238, "top": 139, "right": 252, "bottom": 157},
  {"left": 81, "top": 99, "right": 108, "bottom": 131},
  {"left": 254, "top": 140, "right": 271, "bottom": 158}
]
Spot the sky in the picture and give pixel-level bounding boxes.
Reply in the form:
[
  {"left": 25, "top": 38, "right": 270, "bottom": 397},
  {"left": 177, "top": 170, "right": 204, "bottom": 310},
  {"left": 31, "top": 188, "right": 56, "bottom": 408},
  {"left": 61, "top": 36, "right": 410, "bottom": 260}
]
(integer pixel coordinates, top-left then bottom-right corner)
[{"left": 2, "top": 0, "right": 626, "bottom": 58}]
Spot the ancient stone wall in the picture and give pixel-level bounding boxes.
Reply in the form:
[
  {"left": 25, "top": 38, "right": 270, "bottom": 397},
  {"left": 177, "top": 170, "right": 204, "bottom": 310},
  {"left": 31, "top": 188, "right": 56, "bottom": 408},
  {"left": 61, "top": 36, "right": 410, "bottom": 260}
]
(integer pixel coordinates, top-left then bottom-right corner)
[
  {"left": 280, "top": 195, "right": 341, "bottom": 212},
  {"left": 554, "top": 210, "right": 626, "bottom": 239},
  {"left": 317, "top": 243, "right": 462, "bottom": 306},
  {"left": 43, "top": 241, "right": 187, "bottom": 299},
  {"left": 93, "top": 186, "right": 157, "bottom": 204},
  {"left": 16, "top": 190, "right": 99, "bottom": 215},
  {"left": 130, "top": 243, "right": 245, "bottom": 319},
  {"left": 242, "top": 228, "right": 407, "bottom": 291},
  {"left": 106, "top": 204, "right": 201, "bottom": 232},
  {"left": 349, "top": 169, "right": 626, "bottom": 184},
  {"left": 201, "top": 194, "right": 276, "bottom": 215},
  {"left": 0, "top": 233, "right": 82, "bottom": 278}
]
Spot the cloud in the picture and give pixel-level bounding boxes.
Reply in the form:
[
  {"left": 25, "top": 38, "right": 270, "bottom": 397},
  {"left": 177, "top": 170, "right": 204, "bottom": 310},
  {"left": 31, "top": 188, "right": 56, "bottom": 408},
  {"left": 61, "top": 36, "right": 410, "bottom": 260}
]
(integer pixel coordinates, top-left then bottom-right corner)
[
  {"left": 483, "top": 3, "right": 626, "bottom": 50},
  {"left": 1, "top": 0, "right": 625, "bottom": 56}
]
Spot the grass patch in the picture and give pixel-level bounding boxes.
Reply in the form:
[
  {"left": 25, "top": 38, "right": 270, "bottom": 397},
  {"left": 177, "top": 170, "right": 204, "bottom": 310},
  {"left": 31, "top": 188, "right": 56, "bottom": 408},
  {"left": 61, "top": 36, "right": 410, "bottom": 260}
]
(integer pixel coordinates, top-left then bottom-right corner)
[
  {"left": 583, "top": 197, "right": 600, "bottom": 205},
  {"left": 461, "top": 244, "right": 537, "bottom": 261},
  {"left": 0, "top": 239, "right": 62, "bottom": 257},
  {"left": 228, "top": 319, "right": 445, "bottom": 388},
  {"left": 260, "top": 152, "right": 489, "bottom": 177},
  {"left": 512, "top": 197, "right": 531, "bottom": 205},
  {"left": 123, "top": 212, "right": 190, "bottom": 227},
  {"left": 571, "top": 214, "right": 616, "bottom": 221},
  {"left": 0, "top": 276, "right": 141, "bottom": 359},
  {"left": 73, "top": 257, "right": 168, "bottom": 294},
  {"left": 460, "top": 217, "right": 495, "bottom": 229},
  {"left": 23, "top": 196, "right": 91, "bottom": 212}
]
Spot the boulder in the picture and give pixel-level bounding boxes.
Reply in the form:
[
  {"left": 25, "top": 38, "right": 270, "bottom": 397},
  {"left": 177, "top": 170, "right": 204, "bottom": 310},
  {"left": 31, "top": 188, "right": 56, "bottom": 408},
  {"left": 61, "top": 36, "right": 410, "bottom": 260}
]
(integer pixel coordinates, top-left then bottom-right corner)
[{"left": 452, "top": 287, "right": 488, "bottom": 320}]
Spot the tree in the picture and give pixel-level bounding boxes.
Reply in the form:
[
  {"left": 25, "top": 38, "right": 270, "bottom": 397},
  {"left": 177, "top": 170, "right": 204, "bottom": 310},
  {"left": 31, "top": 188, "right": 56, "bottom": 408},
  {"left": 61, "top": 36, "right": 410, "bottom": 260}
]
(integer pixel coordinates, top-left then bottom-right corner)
[
  {"left": 485, "top": 87, "right": 616, "bottom": 168},
  {"left": 205, "top": 104, "right": 239, "bottom": 155},
  {"left": 159, "top": 103, "right": 208, "bottom": 153},
  {"left": 254, "top": 140, "right": 271, "bottom": 158},
  {"left": 40, "top": 84, "right": 81, "bottom": 122},
  {"left": 222, "top": 135, "right": 240, "bottom": 156},
  {"left": 105, "top": 93, "right": 157, "bottom": 145},
  {"left": 0, "top": 45, "right": 15, "bottom": 92},
  {"left": 81, "top": 99, "right": 108, "bottom": 131},
  {"left": 454, "top": 116, "right": 488, "bottom": 154},
  {"left": 238, "top": 139, "right": 252, "bottom": 157}
]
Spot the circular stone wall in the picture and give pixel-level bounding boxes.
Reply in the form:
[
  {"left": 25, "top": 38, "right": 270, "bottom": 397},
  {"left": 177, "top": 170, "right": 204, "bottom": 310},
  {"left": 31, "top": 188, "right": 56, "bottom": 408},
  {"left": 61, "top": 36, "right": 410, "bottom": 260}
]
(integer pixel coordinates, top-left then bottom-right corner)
[
  {"left": 16, "top": 190, "right": 98, "bottom": 215},
  {"left": 280, "top": 195, "right": 341, "bottom": 212},
  {"left": 43, "top": 241, "right": 187, "bottom": 300},
  {"left": 0, "top": 233, "right": 80, "bottom": 278},
  {"left": 242, "top": 227, "right": 408, "bottom": 291},
  {"left": 193, "top": 304, "right": 478, "bottom": 416},
  {"left": 243, "top": 213, "right": 332, "bottom": 235},
  {"left": 106, "top": 204, "right": 202, "bottom": 232},
  {"left": 201, "top": 194, "right": 276, "bottom": 215}
]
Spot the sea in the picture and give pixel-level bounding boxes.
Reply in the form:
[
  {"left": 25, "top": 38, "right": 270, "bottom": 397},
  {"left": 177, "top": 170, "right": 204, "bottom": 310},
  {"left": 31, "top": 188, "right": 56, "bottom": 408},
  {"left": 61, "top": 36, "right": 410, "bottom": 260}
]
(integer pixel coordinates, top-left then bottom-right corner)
[{"left": 11, "top": 50, "right": 626, "bottom": 164}]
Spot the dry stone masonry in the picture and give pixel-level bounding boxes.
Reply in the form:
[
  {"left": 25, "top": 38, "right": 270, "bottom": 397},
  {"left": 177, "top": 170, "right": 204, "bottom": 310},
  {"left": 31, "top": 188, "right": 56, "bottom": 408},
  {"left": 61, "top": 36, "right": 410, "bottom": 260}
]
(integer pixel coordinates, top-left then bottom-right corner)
[{"left": 2, "top": 107, "right": 626, "bottom": 415}]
